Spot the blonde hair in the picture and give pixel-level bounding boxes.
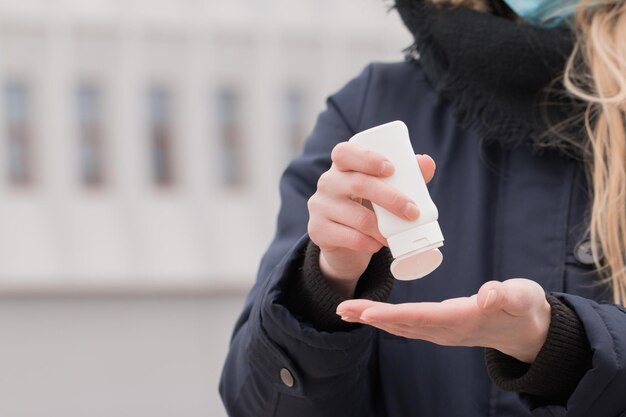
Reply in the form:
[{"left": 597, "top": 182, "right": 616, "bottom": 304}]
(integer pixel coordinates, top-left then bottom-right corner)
[
  {"left": 564, "top": 0, "right": 626, "bottom": 304},
  {"left": 429, "top": 0, "right": 626, "bottom": 304}
]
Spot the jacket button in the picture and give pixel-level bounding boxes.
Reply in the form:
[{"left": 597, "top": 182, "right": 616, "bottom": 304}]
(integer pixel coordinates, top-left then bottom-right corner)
[
  {"left": 574, "top": 239, "right": 596, "bottom": 266},
  {"left": 279, "top": 368, "right": 295, "bottom": 388}
]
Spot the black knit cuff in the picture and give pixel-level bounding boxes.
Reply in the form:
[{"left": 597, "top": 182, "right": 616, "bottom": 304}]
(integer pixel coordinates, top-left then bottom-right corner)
[
  {"left": 280, "top": 240, "right": 395, "bottom": 332},
  {"left": 485, "top": 294, "right": 592, "bottom": 405}
]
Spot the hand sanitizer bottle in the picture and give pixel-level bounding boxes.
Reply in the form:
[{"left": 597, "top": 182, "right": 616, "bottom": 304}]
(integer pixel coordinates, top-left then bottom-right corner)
[{"left": 349, "top": 120, "right": 444, "bottom": 280}]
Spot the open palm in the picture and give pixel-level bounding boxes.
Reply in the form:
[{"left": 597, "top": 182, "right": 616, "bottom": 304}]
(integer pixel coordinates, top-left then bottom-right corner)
[{"left": 337, "top": 278, "right": 551, "bottom": 363}]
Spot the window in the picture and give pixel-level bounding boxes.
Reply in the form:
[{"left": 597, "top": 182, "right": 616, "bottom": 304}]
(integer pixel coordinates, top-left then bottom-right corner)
[
  {"left": 216, "top": 87, "right": 244, "bottom": 187},
  {"left": 284, "top": 88, "right": 306, "bottom": 158},
  {"left": 148, "top": 87, "right": 174, "bottom": 186},
  {"left": 77, "top": 84, "right": 105, "bottom": 186},
  {"left": 5, "top": 81, "right": 32, "bottom": 185}
]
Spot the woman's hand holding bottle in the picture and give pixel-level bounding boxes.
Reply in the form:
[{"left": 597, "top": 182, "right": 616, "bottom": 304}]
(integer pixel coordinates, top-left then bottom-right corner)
[{"left": 306, "top": 141, "right": 436, "bottom": 298}]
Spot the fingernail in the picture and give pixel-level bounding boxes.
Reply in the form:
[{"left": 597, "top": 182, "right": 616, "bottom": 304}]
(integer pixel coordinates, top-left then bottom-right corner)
[
  {"left": 380, "top": 161, "right": 394, "bottom": 176},
  {"left": 359, "top": 315, "right": 373, "bottom": 323},
  {"left": 403, "top": 202, "right": 419, "bottom": 220},
  {"left": 337, "top": 310, "right": 356, "bottom": 321},
  {"left": 429, "top": 155, "right": 437, "bottom": 170},
  {"left": 337, "top": 309, "right": 355, "bottom": 319},
  {"left": 483, "top": 289, "right": 497, "bottom": 309}
]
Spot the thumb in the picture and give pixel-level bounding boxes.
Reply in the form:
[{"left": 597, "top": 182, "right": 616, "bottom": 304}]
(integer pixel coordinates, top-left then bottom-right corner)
[
  {"left": 417, "top": 154, "right": 436, "bottom": 184},
  {"left": 477, "top": 280, "right": 507, "bottom": 312},
  {"left": 477, "top": 278, "right": 543, "bottom": 317}
]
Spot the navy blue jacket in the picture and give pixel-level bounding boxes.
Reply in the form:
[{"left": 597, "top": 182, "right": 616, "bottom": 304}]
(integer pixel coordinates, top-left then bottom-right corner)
[{"left": 220, "top": 62, "right": 626, "bottom": 417}]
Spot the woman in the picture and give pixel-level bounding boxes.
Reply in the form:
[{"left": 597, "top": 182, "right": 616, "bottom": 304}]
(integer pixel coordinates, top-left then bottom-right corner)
[{"left": 220, "top": 1, "right": 626, "bottom": 416}]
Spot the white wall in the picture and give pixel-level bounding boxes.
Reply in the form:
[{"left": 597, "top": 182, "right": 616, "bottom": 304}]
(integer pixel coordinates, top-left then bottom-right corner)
[
  {"left": 0, "top": 0, "right": 411, "bottom": 292},
  {"left": 0, "top": 293, "right": 245, "bottom": 417}
]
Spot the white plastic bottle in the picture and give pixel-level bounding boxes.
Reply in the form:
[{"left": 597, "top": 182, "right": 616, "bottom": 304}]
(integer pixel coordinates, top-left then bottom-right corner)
[{"left": 349, "top": 120, "right": 444, "bottom": 280}]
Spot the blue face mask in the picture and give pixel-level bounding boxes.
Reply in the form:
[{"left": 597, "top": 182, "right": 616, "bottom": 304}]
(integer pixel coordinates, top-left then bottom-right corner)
[{"left": 503, "top": 0, "right": 581, "bottom": 27}]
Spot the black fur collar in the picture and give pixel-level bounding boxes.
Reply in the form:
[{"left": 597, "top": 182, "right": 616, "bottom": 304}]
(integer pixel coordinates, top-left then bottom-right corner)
[{"left": 395, "top": 1, "right": 586, "bottom": 158}]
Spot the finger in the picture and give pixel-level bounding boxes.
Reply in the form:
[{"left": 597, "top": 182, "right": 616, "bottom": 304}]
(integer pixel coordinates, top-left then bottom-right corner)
[
  {"left": 354, "top": 317, "right": 449, "bottom": 345},
  {"left": 322, "top": 198, "right": 387, "bottom": 245},
  {"left": 337, "top": 299, "right": 381, "bottom": 318},
  {"left": 477, "top": 279, "right": 545, "bottom": 316},
  {"left": 476, "top": 281, "right": 505, "bottom": 311},
  {"left": 417, "top": 154, "right": 436, "bottom": 184},
  {"left": 359, "top": 302, "right": 442, "bottom": 326},
  {"left": 329, "top": 171, "right": 419, "bottom": 221},
  {"left": 360, "top": 321, "right": 418, "bottom": 338},
  {"left": 332, "top": 142, "right": 394, "bottom": 177},
  {"left": 309, "top": 219, "right": 383, "bottom": 254},
  {"left": 362, "top": 297, "right": 478, "bottom": 327}
]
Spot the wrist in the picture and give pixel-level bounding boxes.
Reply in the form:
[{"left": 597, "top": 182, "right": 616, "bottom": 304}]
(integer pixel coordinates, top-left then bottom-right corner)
[
  {"left": 319, "top": 252, "right": 360, "bottom": 298},
  {"left": 280, "top": 241, "right": 394, "bottom": 332},
  {"left": 485, "top": 294, "right": 592, "bottom": 402}
]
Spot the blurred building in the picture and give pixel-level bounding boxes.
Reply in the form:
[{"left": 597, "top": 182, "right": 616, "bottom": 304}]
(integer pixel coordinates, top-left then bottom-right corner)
[{"left": 0, "top": 0, "right": 410, "bottom": 292}]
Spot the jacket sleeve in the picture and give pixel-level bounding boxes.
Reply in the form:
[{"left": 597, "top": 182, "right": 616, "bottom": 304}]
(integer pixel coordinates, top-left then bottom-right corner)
[
  {"left": 219, "top": 65, "right": 383, "bottom": 417},
  {"left": 486, "top": 295, "right": 592, "bottom": 405},
  {"left": 523, "top": 293, "right": 626, "bottom": 417}
]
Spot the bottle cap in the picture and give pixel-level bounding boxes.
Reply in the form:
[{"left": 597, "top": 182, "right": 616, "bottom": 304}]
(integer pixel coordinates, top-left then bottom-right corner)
[
  {"left": 391, "top": 247, "right": 443, "bottom": 280},
  {"left": 387, "top": 221, "right": 444, "bottom": 280}
]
